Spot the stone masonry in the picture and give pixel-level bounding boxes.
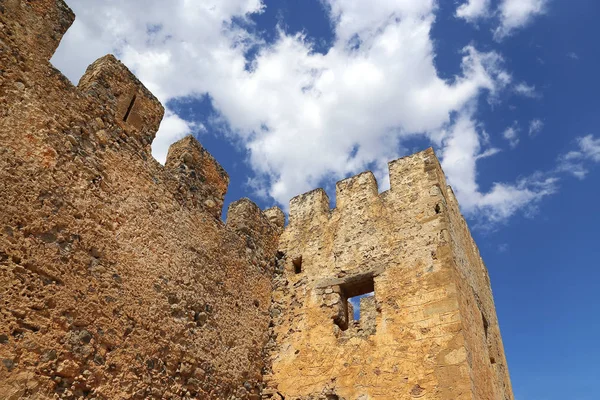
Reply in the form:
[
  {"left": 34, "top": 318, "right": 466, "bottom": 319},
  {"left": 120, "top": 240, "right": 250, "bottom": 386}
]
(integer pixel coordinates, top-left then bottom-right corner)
[
  {"left": 0, "top": 1, "right": 513, "bottom": 399},
  {"left": 262, "top": 152, "right": 513, "bottom": 400},
  {"left": 0, "top": 1, "right": 283, "bottom": 398}
]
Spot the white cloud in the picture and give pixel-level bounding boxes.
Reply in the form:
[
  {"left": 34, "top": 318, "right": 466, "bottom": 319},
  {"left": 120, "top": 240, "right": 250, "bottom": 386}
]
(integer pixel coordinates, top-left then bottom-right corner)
[
  {"left": 557, "top": 135, "right": 600, "bottom": 179},
  {"left": 152, "top": 111, "right": 204, "bottom": 164},
  {"left": 514, "top": 82, "right": 541, "bottom": 98},
  {"left": 557, "top": 160, "right": 588, "bottom": 180},
  {"left": 529, "top": 119, "right": 544, "bottom": 137},
  {"left": 440, "top": 112, "right": 556, "bottom": 226},
  {"left": 494, "top": 0, "right": 548, "bottom": 40},
  {"left": 502, "top": 124, "right": 520, "bottom": 148},
  {"left": 577, "top": 135, "right": 600, "bottom": 162},
  {"left": 51, "top": 0, "right": 555, "bottom": 227},
  {"left": 456, "top": 0, "right": 491, "bottom": 22}
]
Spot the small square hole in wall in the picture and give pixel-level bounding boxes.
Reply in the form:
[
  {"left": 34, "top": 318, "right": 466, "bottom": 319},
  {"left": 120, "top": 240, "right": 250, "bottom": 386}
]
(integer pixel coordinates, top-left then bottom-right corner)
[
  {"left": 292, "top": 256, "right": 302, "bottom": 274},
  {"left": 335, "top": 274, "right": 376, "bottom": 332}
]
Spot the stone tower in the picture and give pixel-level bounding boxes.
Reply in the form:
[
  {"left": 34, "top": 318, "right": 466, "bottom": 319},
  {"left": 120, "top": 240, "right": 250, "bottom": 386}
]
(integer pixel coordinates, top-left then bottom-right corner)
[{"left": 263, "top": 150, "right": 513, "bottom": 400}]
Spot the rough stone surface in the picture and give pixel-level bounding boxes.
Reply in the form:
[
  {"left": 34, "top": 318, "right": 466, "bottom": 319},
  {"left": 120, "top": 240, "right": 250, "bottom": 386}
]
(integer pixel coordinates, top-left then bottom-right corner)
[
  {"left": 0, "top": 1, "right": 514, "bottom": 399},
  {"left": 263, "top": 151, "right": 514, "bottom": 399},
  {"left": 0, "top": 1, "right": 281, "bottom": 399}
]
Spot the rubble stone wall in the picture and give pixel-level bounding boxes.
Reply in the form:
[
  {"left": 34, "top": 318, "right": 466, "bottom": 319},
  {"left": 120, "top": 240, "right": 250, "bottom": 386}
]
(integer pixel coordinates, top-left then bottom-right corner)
[{"left": 0, "top": 1, "right": 283, "bottom": 399}]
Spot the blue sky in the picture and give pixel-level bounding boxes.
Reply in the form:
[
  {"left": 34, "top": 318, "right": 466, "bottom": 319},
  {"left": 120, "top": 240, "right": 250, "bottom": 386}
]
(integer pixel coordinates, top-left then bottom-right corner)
[{"left": 51, "top": 0, "right": 600, "bottom": 398}]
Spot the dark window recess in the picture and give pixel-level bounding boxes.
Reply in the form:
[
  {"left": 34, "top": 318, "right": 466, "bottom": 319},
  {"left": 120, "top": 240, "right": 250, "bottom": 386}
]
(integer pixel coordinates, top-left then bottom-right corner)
[
  {"left": 292, "top": 255, "right": 302, "bottom": 274},
  {"left": 482, "top": 311, "right": 489, "bottom": 338},
  {"left": 435, "top": 203, "right": 441, "bottom": 214},
  {"left": 334, "top": 274, "right": 376, "bottom": 332},
  {"left": 482, "top": 311, "right": 496, "bottom": 365},
  {"left": 123, "top": 94, "right": 137, "bottom": 122}
]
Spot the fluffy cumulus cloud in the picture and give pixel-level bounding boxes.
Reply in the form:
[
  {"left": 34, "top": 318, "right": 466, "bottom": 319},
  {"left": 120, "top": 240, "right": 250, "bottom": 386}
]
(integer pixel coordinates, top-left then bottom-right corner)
[
  {"left": 52, "top": 0, "right": 553, "bottom": 226},
  {"left": 456, "top": 0, "right": 491, "bottom": 22},
  {"left": 494, "top": 0, "right": 548, "bottom": 40}
]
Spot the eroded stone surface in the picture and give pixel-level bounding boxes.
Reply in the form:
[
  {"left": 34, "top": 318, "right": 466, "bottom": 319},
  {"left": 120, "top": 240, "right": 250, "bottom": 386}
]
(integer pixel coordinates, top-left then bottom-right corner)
[{"left": 263, "top": 152, "right": 514, "bottom": 400}]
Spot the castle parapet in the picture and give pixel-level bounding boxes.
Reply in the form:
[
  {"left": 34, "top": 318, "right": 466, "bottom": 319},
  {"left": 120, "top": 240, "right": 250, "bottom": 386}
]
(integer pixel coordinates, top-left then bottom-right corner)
[
  {"left": 388, "top": 147, "right": 446, "bottom": 192},
  {"left": 288, "top": 188, "right": 330, "bottom": 227},
  {"left": 226, "top": 199, "right": 282, "bottom": 268},
  {"left": 226, "top": 199, "right": 279, "bottom": 236},
  {"left": 165, "top": 135, "right": 229, "bottom": 218},
  {"left": 0, "top": 0, "right": 75, "bottom": 60},
  {"left": 78, "top": 55, "right": 164, "bottom": 149},
  {"left": 264, "top": 207, "right": 286, "bottom": 233},
  {"left": 335, "top": 171, "right": 379, "bottom": 210}
]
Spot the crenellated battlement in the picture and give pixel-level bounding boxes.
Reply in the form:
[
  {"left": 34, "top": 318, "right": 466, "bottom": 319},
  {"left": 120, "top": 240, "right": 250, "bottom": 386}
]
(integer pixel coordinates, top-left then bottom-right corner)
[
  {"left": 288, "top": 188, "right": 330, "bottom": 226},
  {"left": 226, "top": 199, "right": 283, "bottom": 241},
  {"left": 165, "top": 135, "right": 229, "bottom": 218},
  {"left": 78, "top": 55, "right": 164, "bottom": 151},
  {"left": 286, "top": 147, "right": 447, "bottom": 232},
  {"left": 0, "top": 0, "right": 75, "bottom": 61},
  {"left": 335, "top": 171, "right": 379, "bottom": 211},
  {"left": 226, "top": 199, "right": 284, "bottom": 270},
  {"left": 270, "top": 146, "right": 514, "bottom": 400},
  {"left": 388, "top": 147, "right": 447, "bottom": 193},
  {"left": 264, "top": 206, "right": 286, "bottom": 233}
]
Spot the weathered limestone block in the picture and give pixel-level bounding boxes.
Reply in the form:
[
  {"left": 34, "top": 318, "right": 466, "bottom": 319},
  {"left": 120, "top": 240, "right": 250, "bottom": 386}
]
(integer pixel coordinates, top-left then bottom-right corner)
[
  {"left": 358, "top": 295, "right": 377, "bottom": 335},
  {"left": 226, "top": 198, "right": 283, "bottom": 269},
  {"left": 264, "top": 207, "right": 286, "bottom": 233},
  {"left": 335, "top": 171, "right": 378, "bottom": 211},
  {"left": 78, "top": 54, "right": 165, "bottom": 149},
  {"left": 165, "top": 135, "right": 229, "bottom": 218},
  {"left": 0, "top": 0, "right": 75, "bottom": 60},
  {"left": 289, "top": 188, "right": 330, "bottom": 227}
]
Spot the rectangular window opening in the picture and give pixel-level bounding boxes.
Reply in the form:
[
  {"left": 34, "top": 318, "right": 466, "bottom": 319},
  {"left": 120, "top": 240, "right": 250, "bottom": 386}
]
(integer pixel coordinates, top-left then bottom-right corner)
[{"left": 335, "top": 275, "right": 376, "bottom": 332}]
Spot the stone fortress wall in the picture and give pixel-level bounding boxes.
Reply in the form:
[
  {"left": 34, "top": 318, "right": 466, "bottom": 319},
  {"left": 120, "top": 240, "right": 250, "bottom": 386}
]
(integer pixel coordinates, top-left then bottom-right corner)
[
  {"left": 0, "top": 1, "right": 284, "bottom": 398},
  {"left": 0, "top": 1, "right": 513, "bottom": 399}
]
